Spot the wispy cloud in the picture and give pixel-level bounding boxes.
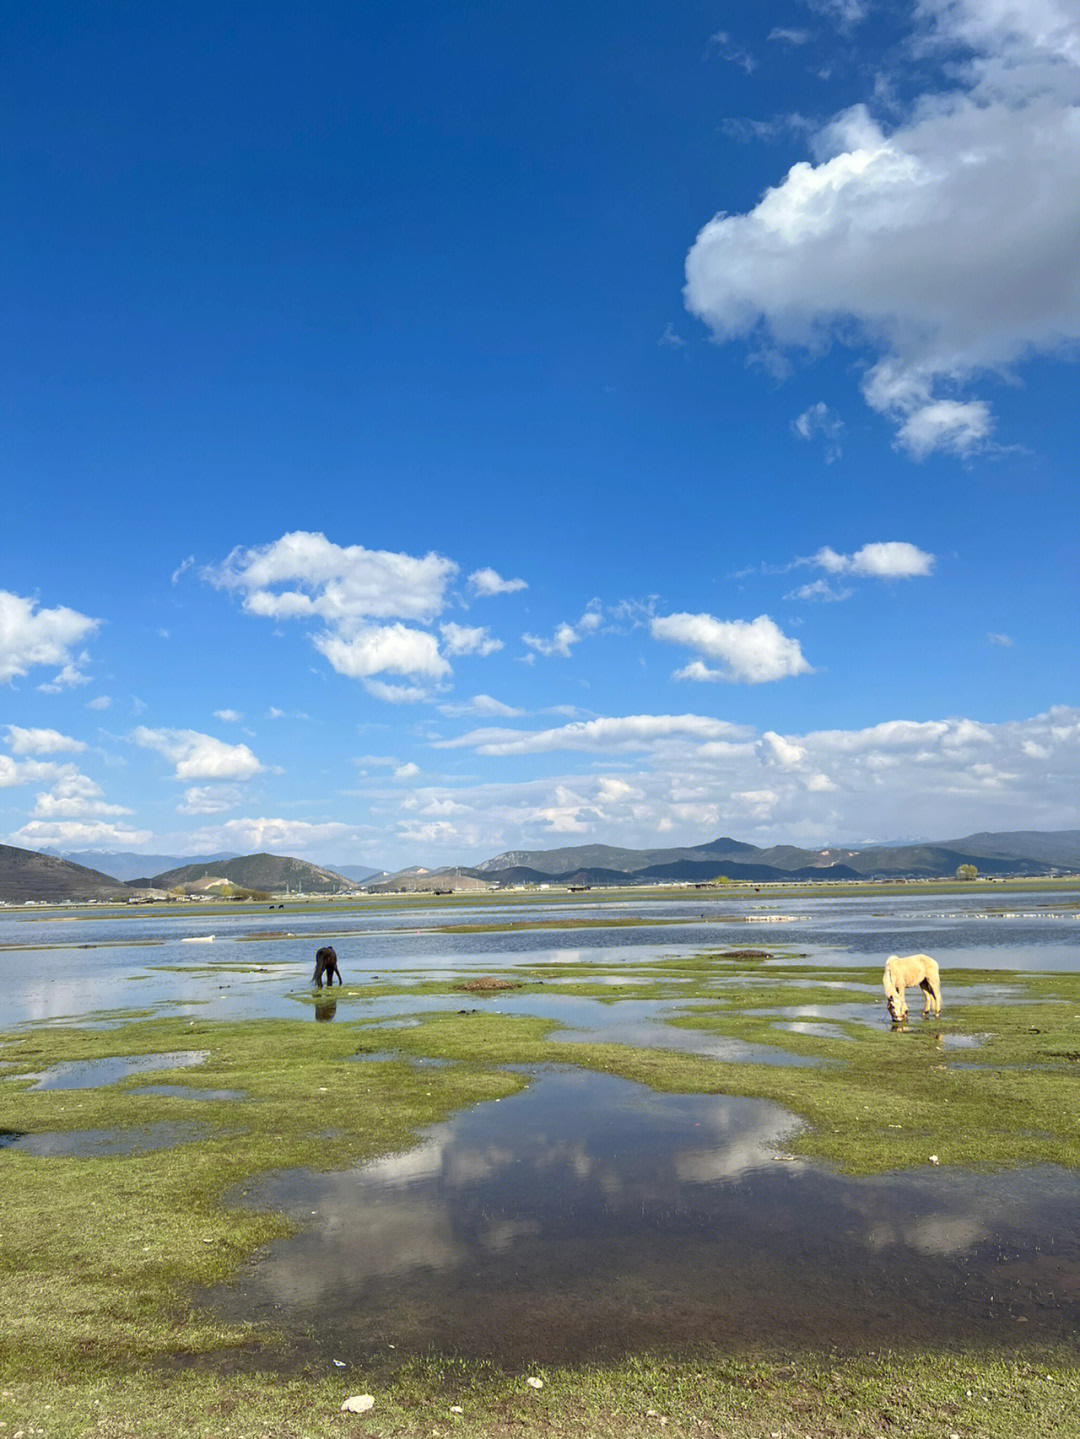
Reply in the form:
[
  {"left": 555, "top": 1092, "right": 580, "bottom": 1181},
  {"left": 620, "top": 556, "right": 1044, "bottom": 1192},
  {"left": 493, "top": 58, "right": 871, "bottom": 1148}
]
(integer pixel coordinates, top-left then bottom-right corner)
[
  {"left": 793, "top": 402, "right": 844, "bottom": 462},
  {"left": 522, "top": 604, "right": 603, "bottom": 659}
]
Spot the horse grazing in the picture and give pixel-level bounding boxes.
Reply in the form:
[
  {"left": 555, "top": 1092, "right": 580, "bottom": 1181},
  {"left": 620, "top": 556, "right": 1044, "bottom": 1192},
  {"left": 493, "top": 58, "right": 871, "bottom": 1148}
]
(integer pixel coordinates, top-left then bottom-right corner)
[
  {"left": 883, "top": 953, "right": 941, "bottom": 1022},
  {"left": 312, "top": 945, "right": 342, "bottom": 989}
]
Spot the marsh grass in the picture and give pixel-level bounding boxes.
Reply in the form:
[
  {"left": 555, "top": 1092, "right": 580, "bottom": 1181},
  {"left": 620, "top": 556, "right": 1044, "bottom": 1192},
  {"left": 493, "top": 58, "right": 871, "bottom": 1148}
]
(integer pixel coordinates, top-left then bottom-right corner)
[{"left": 4, "top": 937, "right": 1080, "bottom": 1435}]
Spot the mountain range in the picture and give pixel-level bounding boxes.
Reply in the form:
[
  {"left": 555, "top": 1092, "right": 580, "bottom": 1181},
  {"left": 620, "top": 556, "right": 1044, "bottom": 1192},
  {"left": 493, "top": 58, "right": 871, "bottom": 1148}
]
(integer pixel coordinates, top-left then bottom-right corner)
[
  {"left": 458, "top": 830, "right": 1080, "bottom": 885},
  {"left": 3, "top": 829, "right": 1078, "bottom": 905}
]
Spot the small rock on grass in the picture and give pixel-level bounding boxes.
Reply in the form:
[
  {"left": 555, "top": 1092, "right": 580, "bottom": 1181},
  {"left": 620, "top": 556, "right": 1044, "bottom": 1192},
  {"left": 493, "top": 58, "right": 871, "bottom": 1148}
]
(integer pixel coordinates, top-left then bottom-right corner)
[
  {"left": 341, "top": 1394, "right": 375, "bottom": 1413},
  {"left": 526, "top": 1376, "right": 544, "bottom": 1389}
]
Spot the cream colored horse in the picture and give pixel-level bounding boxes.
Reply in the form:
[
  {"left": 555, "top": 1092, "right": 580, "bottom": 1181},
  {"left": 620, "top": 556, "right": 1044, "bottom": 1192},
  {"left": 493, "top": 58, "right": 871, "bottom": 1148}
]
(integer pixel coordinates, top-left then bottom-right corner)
[{"left": 883, "top": 953, "right": 942, "bottom": 1022}]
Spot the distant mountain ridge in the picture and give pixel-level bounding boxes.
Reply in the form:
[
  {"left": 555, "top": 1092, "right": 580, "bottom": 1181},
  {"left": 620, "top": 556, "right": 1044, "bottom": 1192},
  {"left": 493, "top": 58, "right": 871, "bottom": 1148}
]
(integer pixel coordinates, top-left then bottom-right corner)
[
  {"left": 139, "top": 852, "right": 358, "bottom": 895},
  {"left": 45, "top": 849, "right": 239, "bottom": 882},
  {"left": 3, "top": 829, "right": 1078, "bottom": 905},
  {"left": 0, "top": 845, "right": 131, "bottom": 903},
  {"left": 467, "top": 829, "right": 1080, "bottom": 885}
]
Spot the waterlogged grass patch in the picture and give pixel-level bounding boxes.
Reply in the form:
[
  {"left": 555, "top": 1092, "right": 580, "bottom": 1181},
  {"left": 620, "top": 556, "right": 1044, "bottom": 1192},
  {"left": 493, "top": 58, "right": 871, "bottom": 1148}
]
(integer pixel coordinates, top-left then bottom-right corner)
[
  {"left": 345, "top": 962, "right": 1080, "bottom": 1174},
  {"left": 4, "top": 952, "right": 1080, "bottom": 1436},
  {"left": 0, "top": 1015, "right": 524, "bottom": 1381}
]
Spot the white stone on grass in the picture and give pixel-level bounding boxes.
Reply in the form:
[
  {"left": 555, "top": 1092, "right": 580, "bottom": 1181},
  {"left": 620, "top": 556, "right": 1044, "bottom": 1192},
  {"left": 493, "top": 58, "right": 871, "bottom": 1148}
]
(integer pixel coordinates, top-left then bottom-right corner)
[{"left": 341, "top": 1394, "right": 375, "bottom": 1413}]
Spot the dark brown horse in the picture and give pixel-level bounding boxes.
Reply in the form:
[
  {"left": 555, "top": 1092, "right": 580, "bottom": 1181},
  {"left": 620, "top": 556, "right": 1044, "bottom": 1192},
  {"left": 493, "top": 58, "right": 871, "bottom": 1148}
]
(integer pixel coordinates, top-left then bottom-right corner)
[{"left": 312, "top": 945, "right": 342, "bottom": 988}]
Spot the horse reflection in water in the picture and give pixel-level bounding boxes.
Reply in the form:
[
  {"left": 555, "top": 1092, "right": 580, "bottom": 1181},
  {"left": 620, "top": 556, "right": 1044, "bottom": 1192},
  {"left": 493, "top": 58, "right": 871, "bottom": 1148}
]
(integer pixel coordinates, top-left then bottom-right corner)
[{"left": 314, "top": 999, "right": 337, "bottom": 1023}]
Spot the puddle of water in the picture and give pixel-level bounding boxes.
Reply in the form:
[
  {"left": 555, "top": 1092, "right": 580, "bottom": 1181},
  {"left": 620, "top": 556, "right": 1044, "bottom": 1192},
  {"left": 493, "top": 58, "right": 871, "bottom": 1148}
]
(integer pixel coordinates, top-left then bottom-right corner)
[
  {"left": 1, "top": 1122, "right": 206, "bottom": 1156},
  {"left": 129, "top": 1085, "right": 247, "bottom": 1101},
  {"left": 776, "top": 1021, "right": 855, "bottom": 1041},
  {"left": 17, "top": 1051, "right": 209, "bottom": 1091},
  {"left": 553, "top": 1018, "right": 821, "bottom": 1067},
  {"left": 940, "top": 1033, "right": 989, "bottom": 1051},
  {"left": 206, "top": 1067, "right": 1080, "bottom": 1363}
]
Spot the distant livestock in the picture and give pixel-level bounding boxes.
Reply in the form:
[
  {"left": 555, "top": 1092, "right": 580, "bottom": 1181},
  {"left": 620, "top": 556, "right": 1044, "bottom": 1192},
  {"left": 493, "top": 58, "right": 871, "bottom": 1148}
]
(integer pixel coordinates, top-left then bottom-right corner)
[
  {"left": 883, "top": 953, "right": 941, "bottom": 1023},
  {"left": 313, "top": 945, "right": 342, "bottom": 989}
]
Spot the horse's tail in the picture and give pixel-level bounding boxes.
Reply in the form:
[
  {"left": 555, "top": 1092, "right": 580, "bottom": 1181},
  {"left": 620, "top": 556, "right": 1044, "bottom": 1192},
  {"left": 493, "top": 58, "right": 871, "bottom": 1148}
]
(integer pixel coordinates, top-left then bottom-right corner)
[{"left": 924, "top": 957, "right": 942, "bottom": 1011}]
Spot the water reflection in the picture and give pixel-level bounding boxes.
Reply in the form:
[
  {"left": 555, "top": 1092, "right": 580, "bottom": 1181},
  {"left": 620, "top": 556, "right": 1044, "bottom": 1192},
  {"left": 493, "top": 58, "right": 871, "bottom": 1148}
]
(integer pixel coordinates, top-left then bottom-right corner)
[
  {"left": 208, "top": 1068, "right": 1080, "bottom": 1362},
  {"left": 2, "top": 1121, "right": 206, "bottom": 1156},
  {"left": 314, "top": 1000, "right": 338, "bottom": 1023},
  {"left": 15, "top": 1050, "right": 208, "bottom": 1091}
]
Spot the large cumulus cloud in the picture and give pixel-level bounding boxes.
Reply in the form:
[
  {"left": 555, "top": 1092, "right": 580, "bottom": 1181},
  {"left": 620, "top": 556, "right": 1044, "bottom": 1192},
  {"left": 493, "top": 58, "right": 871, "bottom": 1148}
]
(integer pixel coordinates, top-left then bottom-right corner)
[{"left": 685, "top": 0, "right": 1080, "bottom": 455}]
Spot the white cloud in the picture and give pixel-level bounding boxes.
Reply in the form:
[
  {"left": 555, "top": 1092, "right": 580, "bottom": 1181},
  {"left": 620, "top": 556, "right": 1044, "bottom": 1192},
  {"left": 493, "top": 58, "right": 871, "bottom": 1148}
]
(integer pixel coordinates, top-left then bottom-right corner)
[
  {"left": 177, "top": 785, "right": 244, "bottom": 815},
  {"left": 0, "top": 756, "right": 70, "bottom": 789},
  {"left": 793, "top": 402, "right": 844, "bottom": 461},
  {"left": 437, "top": 694, "right": 525, "bottom": 718},
  {"left": 130, "top": 727, "right": 265, "bottom": 781},
  {"left": 86, "top": 695, "right": 112, "bottom": 711},
  {"left": 468, "top": 568, "right": 527, "bottom": 596},
  {"left": 38, "top": 659, "right": 94, "bottom": 693},
  {"left": 892, "top": 397, "right": 994, "bottom": 459},
  {"left": 187, "top": 816, "right": 356, "bottom": 854},
  {"left": 313, "top": 624, "right": 451, "bottom": 687},
  {"left": 213, "top": 709, "right": 242, "bottom": 723},
  {"left": 32, "top": 772, "right": 132, "bottom": 818},
  {"left": 757, "top": 731, "right": 808, "bottom": 768},
  {"left": 522, "top": 622, "right": 579, "bottom": 658},
  {"left": 522, "top": 604, "right": 604, "bottom": 659},
  {"left": 651, "top": 612, "right": 813, "bottom": 683},
  {"left": 786, "top": 578, "right": 853, "bottom": 602},
  {"left": 439, "top": 622, "right": 503, "bottom": 657},
  {"left": 988, "top": 632, "right": 1014, "bottom": 646},
  {"left": 362, "top": 679, "right": 433, "bottom": 704},
  {"left": 5, "top": 726, "right": 87, "bottom": 755},
  {"left": 812, "top": 542, "right": 936, "bottom": 578},
  {"left": 0, "top": 591, "right": 100, "bottom": 687},
  {"left": 405, "top": 706, "right": 1080, "bottom": 860},
  {"left": 9, "top": 820, "right": 153, "bottom": 849},
  {"left": 202, "top": 533, "right": 491, "bottom": 697},
  {"left": 535, "top": 783, "right": 596, "bottom": 833},
  {"left": 206, "top": 532, "right": 458, "bottom": 623},
  {"left": 685, "top": 2, "right": 1080, "bottom": 454},
  {"left": 435, "top": 713, "right": 745, "bottom": 757},
  {"left": 394, "top": 762, "right": 420, "bottom": 780},
  {"left": 806, "top": 772, "right": 839, "bottom": 791}
]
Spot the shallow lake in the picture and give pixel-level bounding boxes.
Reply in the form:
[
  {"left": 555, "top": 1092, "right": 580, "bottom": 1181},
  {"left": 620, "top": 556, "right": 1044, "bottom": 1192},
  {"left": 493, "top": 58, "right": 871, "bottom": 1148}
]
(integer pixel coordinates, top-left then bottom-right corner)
[
  {"left": 3, "top": 889, "right": 1079, "bottom": 1361},
  {"left": 1, "top": 888, "right": 1077, "bottom": 1028}
]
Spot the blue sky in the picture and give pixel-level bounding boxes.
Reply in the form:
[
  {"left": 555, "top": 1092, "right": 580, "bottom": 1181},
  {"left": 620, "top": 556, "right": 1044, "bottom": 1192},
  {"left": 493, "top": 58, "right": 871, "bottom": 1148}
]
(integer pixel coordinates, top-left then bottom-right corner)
[{"left": 3, "top": 0, "right": 1079, "bottom": 871}]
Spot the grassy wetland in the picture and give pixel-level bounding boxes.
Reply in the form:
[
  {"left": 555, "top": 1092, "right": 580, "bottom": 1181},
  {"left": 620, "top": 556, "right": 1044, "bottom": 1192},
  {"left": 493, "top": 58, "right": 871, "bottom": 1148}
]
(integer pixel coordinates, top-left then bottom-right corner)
[{"left": 2, "top": 884, "right": 1080, "bottom": 1436}]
